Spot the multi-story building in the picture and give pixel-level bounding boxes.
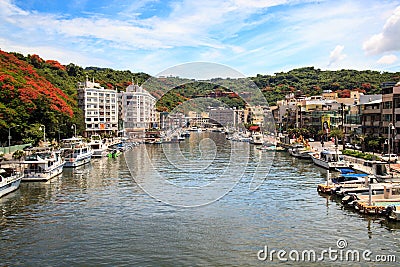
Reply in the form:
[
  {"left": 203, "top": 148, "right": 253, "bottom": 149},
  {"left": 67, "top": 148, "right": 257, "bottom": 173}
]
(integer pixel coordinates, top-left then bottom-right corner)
[
  {"left": 77, "top": 78, "right": 118, "bottom": 137},
  {"left": 209, "top": 107, "right": 234, "bottom": 127},
  {"left": 381, "top": 81, "right": 400, "bottom": 153},
  {"left": 187, "top": 111, "right": 209, "bottom": 128},
  {"left": 359, "top": 95, "right": 382, "bottom": 138},
  {"left": 159, "top": 112, "right": 186, "bottom": 130},
  {"left": 119, "top": 83, "right": 156, "bottom": 139}
]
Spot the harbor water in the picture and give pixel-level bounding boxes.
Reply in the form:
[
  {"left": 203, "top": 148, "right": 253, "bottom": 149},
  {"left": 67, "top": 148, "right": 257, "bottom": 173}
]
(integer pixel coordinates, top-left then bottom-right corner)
[{"left": 0, "top": 132, "right": 399, "bottom": 266}]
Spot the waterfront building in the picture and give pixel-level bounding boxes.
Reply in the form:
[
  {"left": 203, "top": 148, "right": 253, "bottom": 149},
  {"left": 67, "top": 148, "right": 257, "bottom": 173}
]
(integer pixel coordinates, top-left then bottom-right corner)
[
  {"left": 187, "top": 111, "right": 209, "bottom": 128},
  {"left": 119, "top": 83, "right": 156, "bottom": 139},
  {"left": 77, "top": 78, "right": 118, "bottom": 137},
  {"left": 246, "top": 105, "right": 266, "bottom": 126},
  {"left": 209, "top": 107, "right": 234, "bottom": 127},
  {"left": 381, "top": 81, "right": 400, "bottom": 153},
  {"left": 159, "top": 112, "right": 186, "bottom": 130},
  {"left": 359, "top": 95, "right": 382, "bottom": 138}
]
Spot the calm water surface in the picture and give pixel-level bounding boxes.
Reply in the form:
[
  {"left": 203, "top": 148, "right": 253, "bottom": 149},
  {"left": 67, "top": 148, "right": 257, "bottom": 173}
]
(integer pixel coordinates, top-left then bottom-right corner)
[{"left": 1, "top": 132, "right": 399, "bottom": 266}]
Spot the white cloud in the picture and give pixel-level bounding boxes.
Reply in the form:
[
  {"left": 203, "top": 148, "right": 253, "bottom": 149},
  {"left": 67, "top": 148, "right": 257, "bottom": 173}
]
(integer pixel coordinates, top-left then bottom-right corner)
[
  {"left": 328, "top": 45, "right": 346, "bottom": 66},
  {"left": 363, "top": 6, "right": 400, "bottom": 54},
  {"left": 232, "top": 0, "right": 288, "bottom": 9},
  {"left": 0, "top": 0, "right": 297, "bottom": 52},
  {"left": 0, "top": 37, "right": 111, "bottom": 67},
  {"left": 377, "top": 54, "right": 398, "bottom": 64}
]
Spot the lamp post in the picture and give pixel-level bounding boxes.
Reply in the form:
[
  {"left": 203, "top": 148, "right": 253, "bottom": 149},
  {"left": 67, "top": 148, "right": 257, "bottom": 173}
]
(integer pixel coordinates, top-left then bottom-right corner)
[
  {"left": 39, "top": 124, "right": 46, "bottom": 143},
  {"left": 8, "top": 124, "right": 19, "bottom": 154},
  {"left": 71, "top": 124, "right": 76, "bottom": 138},
  {"left": 341, "top": 103, "right": 346, "bottom": 151},
  {"left": 388, "top": 122, "right": 395, "bottom": 170}
]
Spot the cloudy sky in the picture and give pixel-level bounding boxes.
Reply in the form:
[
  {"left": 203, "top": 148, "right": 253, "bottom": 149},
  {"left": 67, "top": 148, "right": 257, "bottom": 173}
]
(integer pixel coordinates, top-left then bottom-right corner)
[{"left": 1, "top": 0, "right": 399, "bottom": 77}]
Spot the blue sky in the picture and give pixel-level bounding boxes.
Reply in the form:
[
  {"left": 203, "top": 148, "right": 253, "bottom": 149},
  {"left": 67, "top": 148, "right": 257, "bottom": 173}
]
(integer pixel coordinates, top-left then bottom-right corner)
[{"left": 1, "top": 0, "right": 400, "bottom": 77}]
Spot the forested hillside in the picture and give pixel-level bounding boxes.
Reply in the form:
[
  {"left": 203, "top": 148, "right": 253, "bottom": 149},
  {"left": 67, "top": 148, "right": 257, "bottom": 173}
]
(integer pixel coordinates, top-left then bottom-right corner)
[
  {"left": 252, "top": 67, "right": 400, "bottom": 105},
  {"left": 1, "top": 49, "right": 399, "bottom": 145}
]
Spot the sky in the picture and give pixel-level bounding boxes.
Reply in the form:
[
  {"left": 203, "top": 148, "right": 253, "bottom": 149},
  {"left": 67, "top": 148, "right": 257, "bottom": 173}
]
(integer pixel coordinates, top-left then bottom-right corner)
[{"left": 1, "top": 0, "right": 400, "bottom": 77}]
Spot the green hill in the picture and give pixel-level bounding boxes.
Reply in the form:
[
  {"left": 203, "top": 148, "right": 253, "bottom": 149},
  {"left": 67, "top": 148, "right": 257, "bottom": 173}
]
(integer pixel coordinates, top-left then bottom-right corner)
[{"left": 1, "top": 49, "right": 399, "bottom": 145}]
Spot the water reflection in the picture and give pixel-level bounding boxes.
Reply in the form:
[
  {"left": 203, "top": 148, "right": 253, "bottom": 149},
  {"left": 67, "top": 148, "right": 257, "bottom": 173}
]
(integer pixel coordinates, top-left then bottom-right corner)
[{"left": 0, "top": 133, "right": 399, "bottom": 266}]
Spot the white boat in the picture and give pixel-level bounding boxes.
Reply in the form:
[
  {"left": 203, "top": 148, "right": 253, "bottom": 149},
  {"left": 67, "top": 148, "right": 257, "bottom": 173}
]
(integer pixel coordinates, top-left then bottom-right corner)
[
  {"left": 250, "top": 132, "right": 264, "bottom": 145},
  {"left": 89, "top": 134, "right": 108, "bottom": 157},
  {"left": 257, "top": 144, "right": 285, "bottom": 151},
  {"left": 22, "top": 148, "right": 65, "bottom": 181},
  {"left": 310, "top": 149, "right": 349, "bottom": 169},
  {"left": 62, "top": 137, "right": 93, "bottom": 168},
  {"left": 0, "top": 164, "right": 23, "bottom": 197},
  {"left": 288, "top": 144, "right": 311, "bottom": 159}
]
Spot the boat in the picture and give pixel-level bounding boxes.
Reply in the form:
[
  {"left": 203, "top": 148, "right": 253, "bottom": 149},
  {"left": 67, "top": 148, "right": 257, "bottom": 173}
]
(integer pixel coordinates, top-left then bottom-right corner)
[
  {"left": 257, "top": 144, "right": 285, "bottom": 151},
  {"left": 288, "top": 144, "right": 312, "bottom": 159},
  {"left": 61, "top": 137, "right": 93, "bottom": 168},
  {"left": 22, "top": 148, "right": 65, "bottom": 181},
  {"left": 88, "top": 134, "right": 108, "bottom": 157},
  {"left": 0, "top": 164, "right": 23, "bottom": 197},
  {"left": 181, "top": 131, "right": 191, "bottom": 138},
  {"left": 350, "top": 160, "right": 400, "bottom": 183},
  {"left": 250, "top": 132, "right": 264, "bottom": 145},
  {"left": 386, "top": 206, "right": 400, "bottom": 221},
  {"left": 107, "top": 149, "right": 122, "bottom": 158},
  {"left": 310, "top": 149, "right": 349, "bottom": 169}
]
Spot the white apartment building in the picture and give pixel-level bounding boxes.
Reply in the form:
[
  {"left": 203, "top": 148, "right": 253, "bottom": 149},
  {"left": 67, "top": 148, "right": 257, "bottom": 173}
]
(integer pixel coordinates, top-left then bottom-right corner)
[
  {"left": 77, "top": 79, "right": 118, "bottom": 137},
  {"left": 119, "top": 83, "right": 156, "bottom": 138}
]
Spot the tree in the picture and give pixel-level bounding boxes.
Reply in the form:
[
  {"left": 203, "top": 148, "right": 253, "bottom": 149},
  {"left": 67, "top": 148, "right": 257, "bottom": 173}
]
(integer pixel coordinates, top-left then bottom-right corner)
[
  {"left": 367, "top": 140, "right": 379, "bottom": 154},
  {"left": 329, "top": 128, "right": 343, "bottom": 145},
  {"left": 12, "top": 150, "right": 24, "bottom": 160}
]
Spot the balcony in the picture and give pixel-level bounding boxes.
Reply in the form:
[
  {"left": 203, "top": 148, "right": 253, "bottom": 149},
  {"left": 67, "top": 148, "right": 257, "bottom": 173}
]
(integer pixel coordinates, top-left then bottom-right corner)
[{"left": 362, "top": 108, "right": 381, "bottom": 114}]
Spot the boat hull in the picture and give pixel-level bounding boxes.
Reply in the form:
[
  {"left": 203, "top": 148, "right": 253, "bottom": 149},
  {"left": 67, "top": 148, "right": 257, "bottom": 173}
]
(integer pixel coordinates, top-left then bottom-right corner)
[
  {"left": 22, "top": 163, "right": 64, "bottom": 182},
  {"left": 0, "top": 176, "right": 22, "bottom": 198},
  {"left": 91, "top": 149, "right": 108, "bottom": 158},
  {"left": 311, "top": 156, "right": 349, "bottom": 169},
  {"left": 64, "top": 155, "right": 92, "bottom": 168}
]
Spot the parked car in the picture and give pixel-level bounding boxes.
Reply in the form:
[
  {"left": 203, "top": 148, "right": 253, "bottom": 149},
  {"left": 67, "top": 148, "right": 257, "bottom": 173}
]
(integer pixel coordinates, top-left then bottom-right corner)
[
  {"left": 380, "top": 154, "right": 398, "bottom": 163},
  {"left": 345, "top": 143, "right": 354, "bottom": 149}
]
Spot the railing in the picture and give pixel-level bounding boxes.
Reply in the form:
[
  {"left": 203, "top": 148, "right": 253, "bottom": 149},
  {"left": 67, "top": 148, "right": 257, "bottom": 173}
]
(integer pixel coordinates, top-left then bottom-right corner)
[{"left": 1, "top": 143, "right": 32, "bottom": 154}]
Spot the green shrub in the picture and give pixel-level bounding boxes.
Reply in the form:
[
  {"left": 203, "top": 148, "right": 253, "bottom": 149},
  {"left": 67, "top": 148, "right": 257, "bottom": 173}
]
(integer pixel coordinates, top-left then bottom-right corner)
[{"left": 343, "top": 149, "right": 376, "bottom": 160}]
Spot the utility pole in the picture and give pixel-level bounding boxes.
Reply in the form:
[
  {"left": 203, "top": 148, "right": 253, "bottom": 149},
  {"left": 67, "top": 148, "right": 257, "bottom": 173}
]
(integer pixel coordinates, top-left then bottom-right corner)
[{"left": 341, "top": 103, "right": 345, "bottom": 151}]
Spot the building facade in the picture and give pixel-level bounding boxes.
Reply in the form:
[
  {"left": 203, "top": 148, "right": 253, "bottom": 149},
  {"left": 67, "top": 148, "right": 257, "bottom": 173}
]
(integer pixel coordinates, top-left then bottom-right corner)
[
  {"left": 119, "top": 83, "right": 156, "bottom": 138},
  {"left": 77, "top": 79, "right": 118, "bottom": 137},
  {"left": 209, "top": 107, "right": 235, "bottom": 127}
]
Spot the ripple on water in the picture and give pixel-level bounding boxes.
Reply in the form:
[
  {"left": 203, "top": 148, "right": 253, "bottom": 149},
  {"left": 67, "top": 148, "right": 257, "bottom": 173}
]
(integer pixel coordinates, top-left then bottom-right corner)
[{"left": 0, "top": 133, "right": 399, "bottom": 266}]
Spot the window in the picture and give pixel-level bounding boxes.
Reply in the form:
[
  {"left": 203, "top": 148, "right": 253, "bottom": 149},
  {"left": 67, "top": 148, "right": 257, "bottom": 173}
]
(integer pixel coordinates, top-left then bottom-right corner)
[
  {"left": 383, "top": 101, "right": 392, "bottom": 109},
  {"left": 382, "top": 114, "right": 392, "bottom": 122}
]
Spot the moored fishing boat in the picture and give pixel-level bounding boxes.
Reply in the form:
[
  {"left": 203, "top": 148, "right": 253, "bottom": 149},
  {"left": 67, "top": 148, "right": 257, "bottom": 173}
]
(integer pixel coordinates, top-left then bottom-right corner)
[
  {"left": 22, "top": 148, "right": 65, "bottom": 182},
  {"left": 257, "top": 144, "right": 285, "bottom": 151},
  {"left": 61, "top": 137, "right": 93, "bottom": 168},
  {"left": 310, "top": 149, "right": 349, "bottom": 169},
  {"left": 0, "top": 163, "right": 23, "bottom": 197},
  {"left": 288, "top": 144, "right": 312, "bottom": 159},
  {"left": 89, "top": 134, "right": 108, "bottom": 157},
  {"left": 250, "top": 132, "right": 264, "bottom": 145}
]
